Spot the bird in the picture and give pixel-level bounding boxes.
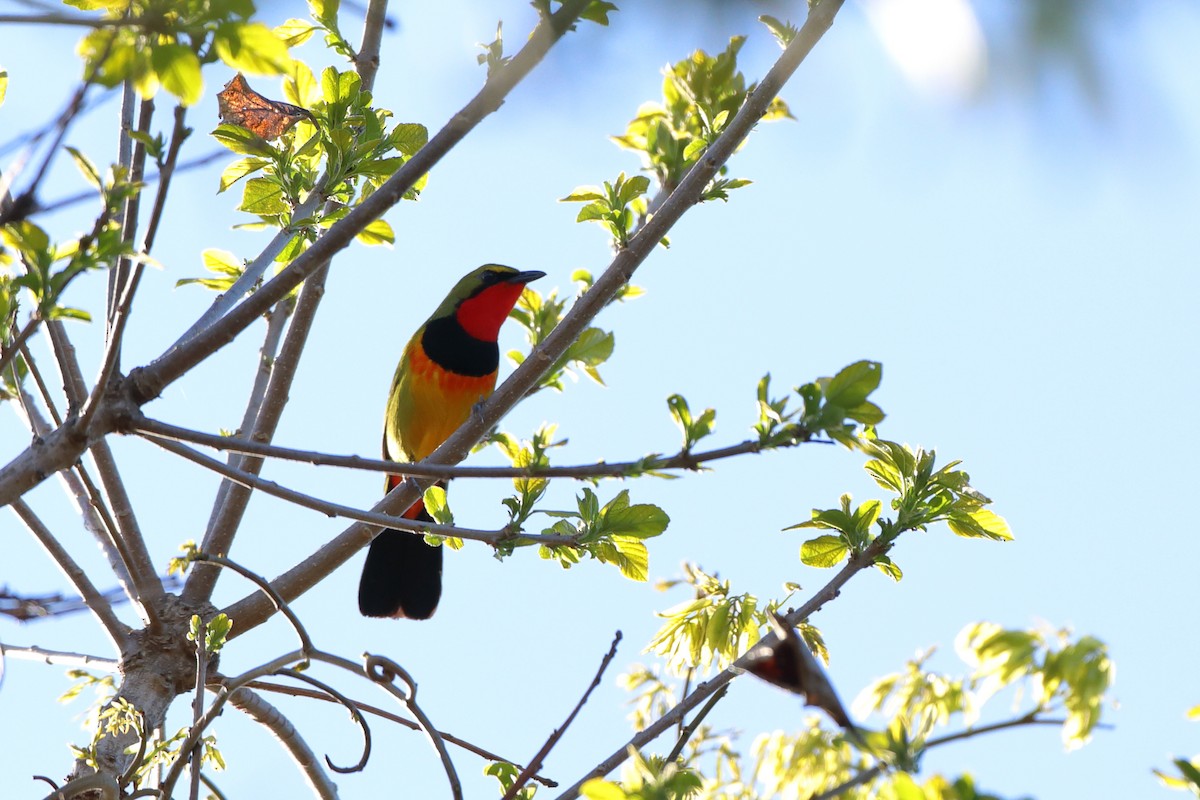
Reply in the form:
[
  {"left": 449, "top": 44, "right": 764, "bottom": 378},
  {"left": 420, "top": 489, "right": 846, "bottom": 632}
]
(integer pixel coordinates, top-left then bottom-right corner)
[{"left": 357, "top": 264, "right": 545, "bottom": 619}]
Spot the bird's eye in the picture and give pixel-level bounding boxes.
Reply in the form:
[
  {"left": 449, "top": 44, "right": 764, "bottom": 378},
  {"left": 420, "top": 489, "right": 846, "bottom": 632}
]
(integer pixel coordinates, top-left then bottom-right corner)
[{"left": 481, "top": 270, "right": 502, "bottom": 285}]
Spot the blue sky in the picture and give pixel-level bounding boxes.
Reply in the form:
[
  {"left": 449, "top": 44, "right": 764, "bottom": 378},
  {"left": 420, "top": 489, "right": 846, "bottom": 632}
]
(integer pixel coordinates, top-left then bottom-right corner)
[{"left": 1, "top": 1, "right": 1198, "bottom": 797}]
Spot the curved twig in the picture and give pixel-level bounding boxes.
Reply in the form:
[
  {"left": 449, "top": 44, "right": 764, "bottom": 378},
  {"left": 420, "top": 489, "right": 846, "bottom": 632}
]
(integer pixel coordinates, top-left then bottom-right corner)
[
  {"left": 189, "top": 553, "right": 315, "bottom": 657},
  {"left": 243, "top": 678, "right": 558, "bottom": 787},
  {"left": 272, "top": 668, "right": 372, "bottom": 774},
  {"left": 158, "top": 650, "right": 309, "bottom": 796},
  {"left": 362, "top": 653, "right": 462, "bottom": 800}
]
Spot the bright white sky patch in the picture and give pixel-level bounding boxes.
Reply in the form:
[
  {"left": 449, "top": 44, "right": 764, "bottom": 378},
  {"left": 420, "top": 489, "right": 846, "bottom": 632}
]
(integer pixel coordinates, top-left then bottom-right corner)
[{"left": 862, "top": 0, "right": 988, "bottom": 101}]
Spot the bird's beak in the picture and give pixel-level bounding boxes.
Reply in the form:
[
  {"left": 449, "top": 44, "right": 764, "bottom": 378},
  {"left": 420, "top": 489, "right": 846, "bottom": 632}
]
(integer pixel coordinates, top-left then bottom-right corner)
[{"left": 507, "top": 270, "right": 546, "bottom": 284}]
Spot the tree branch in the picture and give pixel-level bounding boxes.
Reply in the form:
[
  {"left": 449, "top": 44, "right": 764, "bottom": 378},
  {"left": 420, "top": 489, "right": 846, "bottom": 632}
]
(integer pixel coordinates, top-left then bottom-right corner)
[
  {"left": 45, "top": 321, "right": 165, "bottom": 623},
  {"left": 6, "top": 501, "right": 129, "bottom": 646},
  {"left": 225, "top": 687, "right": 339, "bottom": 800}
]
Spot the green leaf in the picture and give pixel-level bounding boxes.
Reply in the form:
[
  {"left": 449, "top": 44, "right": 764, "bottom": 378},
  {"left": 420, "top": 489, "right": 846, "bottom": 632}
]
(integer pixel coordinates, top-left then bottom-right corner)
[
  {"left": 274, "top": 18, "right": 317, "bottom": 48},
  {"left": 218, "top": 157, "right": 269, "bottom": 192},
  {"left": 759, "top": 15, "right": 800, "bottom": 48},
  {"left": 423, "top": 486, "right": 453, "bottom": 524},
  {"left": 309, "top": 0, "right": 340, "bottom": 25},
  {"left": 390, "top": 122, "right": 428, "bottom": 156},
  {"left": 214, "top": 22, "right": 293, "bottom": 75},
  {"left": 600, "top": 537, "right": 650, "bottom": 581},
  {"left": 580, "top": 779, "right": 627, "bottom": 800},
  {"left": 238, "top": 177, "right": 288, "bottom": 215},
  {"left": 65, "top": 147, "right": 102, "bottom": 190},
  {"left": 946, "top": 508, "right": 1012, "bottom": 541},
  {"left": 580, "top": 1, "right": 617, "bottom": 25},
  {"left": 211, "top": 123, "right": 274, "bottom": 157},
  {"left": 560, "top": 186, "right": 605, "bottom": 202},
  {"left": 355, "top": 218, "right": 394, "bottom": 246},
  {"left": 800, "top": 535, "right": 849, "bottom": 568},
  {"left": 604, "top": 501, "right": 670, "bottom": 540},
  {"left": 874, "top": 554, "right": 903, "bottom": 581},
  {"left": 824, "top": 360, "right": 882, "bottom": 408},
  {"left": 150, "top": 44, "right": 203, "bottom": 106}
]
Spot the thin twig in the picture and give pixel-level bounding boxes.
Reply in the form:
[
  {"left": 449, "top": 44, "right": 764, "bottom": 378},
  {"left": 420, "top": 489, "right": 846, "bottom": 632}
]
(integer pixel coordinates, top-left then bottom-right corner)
[
  {"left": 46, "top": 320, "right": 164, "bottom": 623},
  {"left": 502, "top": 631, "right": 622, "bottom": 800},
  {"left": 158, "top": 649, "right": 311, "bottom": 796},
  {"left": 7, "top": 373, "right": 133, "bottom": 592},
  {"left": 196, "top": 296, "right": 292, "bottom": 591},
  {"left": 36, "top": 149, "right": 225, "bottom": 217},
  {"left": 9, "top": 499, "right": 131, "bottom": 646},
  {"left": 1, "top": 576, "right": 179, "bottom": 622},
  {"left": 134, "top": 415, "right": 814, "bottom": 481},
  {"left": 189, "top": 554, "right": 314, "bottom": 656},
  {"left": 81, "top": 92, "right": 155, "bottom": 430},
  {"left": 189, "top": 619, "right": 207, "bottom": 800},
  {"left": 272, "top": 668, "right": 372, "bottom": 774},
  {"left": 140, "top": 103, "right": 191, "bottom": 255},
  {"left": 806, "top": 713, "right": 1075, "bottom": 800},
  {"left": 19, "top": 341, "right": 64, "bottom": 427},
  {"left": 88, "top": 439, "right": 164, "bottom": 625},
  {"left": 664, "top": 684, "right": 729, "bottom": 764},
  {"left": 184, "top": 275, "right": 318, "bottom": 603},
  {"left": 141, "top": 433, "right": 577, "bottom": 546},
  {"left": 361, "top": 653, "right": 462, "bottom": 800},
  {"left": 0, "top": 643, "right": 119, "bottom": 671}
]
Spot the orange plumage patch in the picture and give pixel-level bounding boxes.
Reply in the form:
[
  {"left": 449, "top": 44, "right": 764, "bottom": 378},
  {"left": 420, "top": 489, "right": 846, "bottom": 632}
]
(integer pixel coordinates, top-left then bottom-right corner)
[{"left": 387, "top": 338, "right": 498, "bottom": 463}]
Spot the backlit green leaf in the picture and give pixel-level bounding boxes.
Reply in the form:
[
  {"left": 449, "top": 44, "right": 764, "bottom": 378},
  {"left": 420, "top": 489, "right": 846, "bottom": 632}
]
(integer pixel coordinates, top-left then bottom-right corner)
[
  {"left": 800, "top": 535, "right": 849, "bottom": 568},
  {"left": 151, "top": 44, "right": 203, "bottom": 106}
]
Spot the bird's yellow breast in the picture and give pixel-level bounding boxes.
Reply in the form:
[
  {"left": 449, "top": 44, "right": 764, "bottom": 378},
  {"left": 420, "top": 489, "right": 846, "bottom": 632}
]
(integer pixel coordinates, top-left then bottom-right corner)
[{"left": 385, "top": 338, "right": 498, "bottom": 463}]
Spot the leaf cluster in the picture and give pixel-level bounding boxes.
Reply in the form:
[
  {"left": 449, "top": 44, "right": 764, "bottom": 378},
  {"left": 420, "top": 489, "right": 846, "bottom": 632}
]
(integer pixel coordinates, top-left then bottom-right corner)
[
  {"left": 0, "top": 153, "right": 142, "bottom": 339},
  {"left": 581, "top": 748, "right": 703, "bottom": 800},
  {"left": 612, "top": 36, "right": 790, "bottom": 200},
  {"left": 508, "top": 269, "right": 634, "bottom": 391},
  {"left": 537, "top": 488, "right": 669, "bottom": 581},
  {"left": 644, "top": 564, "right": 773, "bottom": 678},
  {"left": 1156, "top": 706, "right": 1200, "bottom": 796},
  {"left": 790, "top": 434, "right": 1011, "bottom": 581},
  {"left": 209, "top": 66, "right": 426, "bottom": 261}
]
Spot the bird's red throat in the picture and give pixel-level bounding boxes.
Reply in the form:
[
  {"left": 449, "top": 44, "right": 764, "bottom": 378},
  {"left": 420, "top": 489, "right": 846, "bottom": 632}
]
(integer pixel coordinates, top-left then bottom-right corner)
[{"left": 454, "top": 282, "right": 527, "bottom": 342}]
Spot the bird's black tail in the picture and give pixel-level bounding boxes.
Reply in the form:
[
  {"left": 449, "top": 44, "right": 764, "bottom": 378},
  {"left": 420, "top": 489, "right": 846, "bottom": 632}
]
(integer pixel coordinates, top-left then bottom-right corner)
[{"left": 358, "top": 505, "right": 443, "bottom": 619}]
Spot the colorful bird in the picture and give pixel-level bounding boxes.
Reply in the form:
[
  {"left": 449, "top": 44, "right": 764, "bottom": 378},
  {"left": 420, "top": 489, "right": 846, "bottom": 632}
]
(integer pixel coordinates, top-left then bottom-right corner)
[{"left": 358, "top": 265, "right": 545, "bottom": 619}]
